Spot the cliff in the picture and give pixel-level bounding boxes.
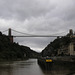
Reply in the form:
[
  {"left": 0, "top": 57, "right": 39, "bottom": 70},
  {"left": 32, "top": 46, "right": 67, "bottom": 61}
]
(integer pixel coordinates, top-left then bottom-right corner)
[{"left": 41, "top": 35, "right": 71, "bottom": 57}]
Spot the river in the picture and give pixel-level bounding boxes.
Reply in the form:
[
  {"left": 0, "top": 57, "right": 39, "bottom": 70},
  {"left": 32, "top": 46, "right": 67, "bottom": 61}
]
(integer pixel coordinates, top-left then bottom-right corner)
[{"left": 0, "top": 59, "right": 75, "bottom": 75}]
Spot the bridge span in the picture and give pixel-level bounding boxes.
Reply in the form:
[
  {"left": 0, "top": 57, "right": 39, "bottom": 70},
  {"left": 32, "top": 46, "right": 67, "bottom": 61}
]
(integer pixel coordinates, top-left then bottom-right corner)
[{"left": 2, "top": 28, "right": 74, "bottom": 43}]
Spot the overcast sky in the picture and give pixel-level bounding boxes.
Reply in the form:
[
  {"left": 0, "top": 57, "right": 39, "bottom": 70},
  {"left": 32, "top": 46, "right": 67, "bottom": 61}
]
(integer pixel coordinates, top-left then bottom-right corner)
[{"left": 0, "top": 0, "right": 75, "bottom": 52}]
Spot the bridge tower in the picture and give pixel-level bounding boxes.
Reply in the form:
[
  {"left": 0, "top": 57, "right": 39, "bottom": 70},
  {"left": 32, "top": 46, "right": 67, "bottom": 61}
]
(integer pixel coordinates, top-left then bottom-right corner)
[{"left": 8, "top": 28, "right": 13, "bottom": 43}]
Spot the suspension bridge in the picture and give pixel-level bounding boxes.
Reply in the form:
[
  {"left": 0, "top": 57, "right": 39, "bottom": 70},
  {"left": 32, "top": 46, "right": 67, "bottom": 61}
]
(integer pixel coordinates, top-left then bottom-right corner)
[{"left": 1, "top": 28, "right": 74, "bottom": 43}]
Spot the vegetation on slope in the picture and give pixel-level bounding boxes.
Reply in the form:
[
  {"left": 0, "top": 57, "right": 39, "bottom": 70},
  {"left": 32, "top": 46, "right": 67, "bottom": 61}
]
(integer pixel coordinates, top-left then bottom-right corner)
[
  {"left": 41, "top": 36, "right": 71, "bottom": 57},
  {"left": 0, "top": 32, "right": 39, "bottom": 60}
]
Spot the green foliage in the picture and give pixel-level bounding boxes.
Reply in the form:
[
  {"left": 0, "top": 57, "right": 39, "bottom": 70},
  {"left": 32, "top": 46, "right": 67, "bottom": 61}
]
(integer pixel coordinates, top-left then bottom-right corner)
[{"left": 0, "top": 32, "right": 39, "bottom": 60}]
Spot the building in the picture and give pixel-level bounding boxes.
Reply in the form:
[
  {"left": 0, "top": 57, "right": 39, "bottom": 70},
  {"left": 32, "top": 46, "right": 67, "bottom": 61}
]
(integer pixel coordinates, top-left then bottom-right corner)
[{"left": 69, "top": 40, "right": 75, "bottom": 55}]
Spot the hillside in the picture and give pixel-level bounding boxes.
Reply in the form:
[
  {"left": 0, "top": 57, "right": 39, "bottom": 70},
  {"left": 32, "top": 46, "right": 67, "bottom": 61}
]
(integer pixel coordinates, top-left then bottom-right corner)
[
  {"left": 0, "top": 31, "right": 39, "bottom": 60},
  {"left": 41, "top": 30, "right": 74, "bottom": 57}
]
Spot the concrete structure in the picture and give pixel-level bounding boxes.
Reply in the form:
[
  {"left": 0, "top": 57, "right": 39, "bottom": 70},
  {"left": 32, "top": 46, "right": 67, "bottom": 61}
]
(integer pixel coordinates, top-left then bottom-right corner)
[
  {"left": 69, "top": 42, "right": 75, "bottom": 55},
  {"left": 68, "top": 29, "right": 75, "bottom": 55}
]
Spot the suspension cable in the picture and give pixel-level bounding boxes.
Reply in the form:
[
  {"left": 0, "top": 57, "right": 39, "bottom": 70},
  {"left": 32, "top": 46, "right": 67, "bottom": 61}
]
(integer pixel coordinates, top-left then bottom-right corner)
[
  {"left": 2, "top": 29, "right": 8, "bottom": 33},
  {"left": 11, "top": 29, "right": 66, "bottom": 36}
]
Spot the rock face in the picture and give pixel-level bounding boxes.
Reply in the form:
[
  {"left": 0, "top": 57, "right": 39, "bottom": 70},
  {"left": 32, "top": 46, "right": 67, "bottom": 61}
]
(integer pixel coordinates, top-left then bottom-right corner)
[
  {"left": 41, "top": 36, "right": 71, "bottom": 57},
  {"left": 0, "top": 31, "right": 39, "bottom": 60}
]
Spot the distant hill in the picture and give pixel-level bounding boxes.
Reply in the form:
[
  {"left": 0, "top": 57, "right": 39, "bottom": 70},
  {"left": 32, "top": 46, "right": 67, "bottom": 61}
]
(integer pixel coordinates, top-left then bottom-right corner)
[{"left": 0, "top": 32, "right": 39, "bottom": 60}]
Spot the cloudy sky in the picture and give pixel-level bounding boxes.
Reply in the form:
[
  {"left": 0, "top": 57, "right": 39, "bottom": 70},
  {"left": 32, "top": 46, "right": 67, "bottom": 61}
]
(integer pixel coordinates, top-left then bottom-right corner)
[{"left": 0, "top": 0, "right": 75, "bottom": 52}]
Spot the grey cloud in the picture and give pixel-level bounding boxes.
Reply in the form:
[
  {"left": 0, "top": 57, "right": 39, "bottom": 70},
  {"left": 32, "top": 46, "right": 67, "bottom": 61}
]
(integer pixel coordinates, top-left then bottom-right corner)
[
  {"left": 0, "top": 0, "right": 75, "bottom": 51},
  {"left": 0, "top": 0, "right": 55, "bottom": 20},
  {"left": 23, "top": 16, "right": 68, "bottom": 36},
  {"left": 50, "top": 0, "right": 75, "bottom": 21}
]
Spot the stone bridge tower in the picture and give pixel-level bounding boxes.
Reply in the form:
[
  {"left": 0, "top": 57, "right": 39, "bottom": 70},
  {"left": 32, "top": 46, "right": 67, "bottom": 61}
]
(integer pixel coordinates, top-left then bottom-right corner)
[{"left": 8, "top": 28, "right": 13, "bottom": 43}]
